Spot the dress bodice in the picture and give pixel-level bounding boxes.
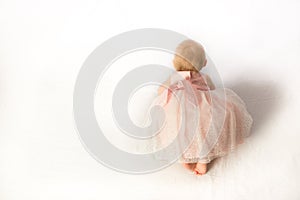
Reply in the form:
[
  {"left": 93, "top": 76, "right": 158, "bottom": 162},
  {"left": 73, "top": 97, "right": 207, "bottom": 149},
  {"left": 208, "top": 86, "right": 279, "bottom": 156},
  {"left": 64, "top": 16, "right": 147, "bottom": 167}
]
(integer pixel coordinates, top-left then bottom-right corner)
[{"left": 169, "top": 71, "right": 210, "bottom": 91}]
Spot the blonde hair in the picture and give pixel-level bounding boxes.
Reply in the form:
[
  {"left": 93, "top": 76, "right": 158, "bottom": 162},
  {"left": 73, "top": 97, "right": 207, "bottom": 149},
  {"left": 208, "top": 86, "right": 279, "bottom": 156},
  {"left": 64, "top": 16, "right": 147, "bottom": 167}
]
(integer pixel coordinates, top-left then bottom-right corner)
[{"left": 173, "top": 39, "right": 206, "bottom": 71}]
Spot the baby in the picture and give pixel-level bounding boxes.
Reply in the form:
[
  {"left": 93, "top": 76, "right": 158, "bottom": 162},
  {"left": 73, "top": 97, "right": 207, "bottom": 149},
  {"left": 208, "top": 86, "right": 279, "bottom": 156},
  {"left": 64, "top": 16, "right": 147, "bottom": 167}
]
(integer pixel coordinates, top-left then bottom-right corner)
[{"left": 155, "top": 40, "right": 253, "bottom": 175}]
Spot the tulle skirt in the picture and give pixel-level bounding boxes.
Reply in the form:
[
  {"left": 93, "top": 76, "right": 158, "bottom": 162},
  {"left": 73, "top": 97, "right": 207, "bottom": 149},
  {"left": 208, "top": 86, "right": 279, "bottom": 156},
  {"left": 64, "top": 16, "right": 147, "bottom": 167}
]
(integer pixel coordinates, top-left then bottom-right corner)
[{"left": 150, "top": 85, "right": 253, "bottom": 164}]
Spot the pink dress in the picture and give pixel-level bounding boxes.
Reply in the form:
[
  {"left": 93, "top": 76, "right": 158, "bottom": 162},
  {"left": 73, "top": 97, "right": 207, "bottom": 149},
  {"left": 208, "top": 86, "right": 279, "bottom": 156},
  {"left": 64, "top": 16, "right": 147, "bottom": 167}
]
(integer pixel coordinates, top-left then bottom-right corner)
[{"left": 151, "top": 71, "right": 253, "bottom": 163}]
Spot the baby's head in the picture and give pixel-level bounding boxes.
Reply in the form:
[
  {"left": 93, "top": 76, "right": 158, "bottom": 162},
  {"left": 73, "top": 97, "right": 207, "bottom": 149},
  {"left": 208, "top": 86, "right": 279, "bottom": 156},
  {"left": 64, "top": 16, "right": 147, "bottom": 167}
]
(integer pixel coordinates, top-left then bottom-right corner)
[{"left": 173, "top": 39, "right": 207, "bottom": 71}]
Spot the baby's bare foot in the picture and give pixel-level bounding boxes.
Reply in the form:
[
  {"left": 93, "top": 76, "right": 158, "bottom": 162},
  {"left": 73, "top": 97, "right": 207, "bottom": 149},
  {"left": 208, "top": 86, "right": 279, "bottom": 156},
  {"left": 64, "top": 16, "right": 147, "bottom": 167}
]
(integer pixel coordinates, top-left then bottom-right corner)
[
  {"left": 194, "top": 162, "right": 207, "bottom": 175},
  {"left": 182, "top": 163, "right": 197, "bottom": 172}
]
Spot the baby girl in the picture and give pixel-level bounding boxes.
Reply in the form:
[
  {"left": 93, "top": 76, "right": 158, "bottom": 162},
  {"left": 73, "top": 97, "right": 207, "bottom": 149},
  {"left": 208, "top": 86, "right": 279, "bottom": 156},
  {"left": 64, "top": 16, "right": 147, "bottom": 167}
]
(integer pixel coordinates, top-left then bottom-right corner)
[{"left": 154, "top": 40, "right": 253, "bottom": 175}]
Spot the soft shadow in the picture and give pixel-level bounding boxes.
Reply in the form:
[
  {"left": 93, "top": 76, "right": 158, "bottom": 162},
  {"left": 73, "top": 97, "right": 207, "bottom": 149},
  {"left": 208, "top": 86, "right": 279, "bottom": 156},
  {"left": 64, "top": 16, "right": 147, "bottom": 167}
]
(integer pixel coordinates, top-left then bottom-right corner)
[
  {"left": 204, "top": 81, "right": 282, "bottom": 173},
  {"left": 226, "top": 80, "right": 281, "bottom": 135}
]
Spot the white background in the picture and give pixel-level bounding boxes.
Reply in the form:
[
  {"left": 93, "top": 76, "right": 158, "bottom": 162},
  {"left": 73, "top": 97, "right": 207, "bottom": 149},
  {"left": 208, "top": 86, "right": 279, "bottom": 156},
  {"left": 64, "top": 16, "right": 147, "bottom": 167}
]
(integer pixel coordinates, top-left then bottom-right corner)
[{"left": 1, "top": 0, "right": 300, "bottom": 199}]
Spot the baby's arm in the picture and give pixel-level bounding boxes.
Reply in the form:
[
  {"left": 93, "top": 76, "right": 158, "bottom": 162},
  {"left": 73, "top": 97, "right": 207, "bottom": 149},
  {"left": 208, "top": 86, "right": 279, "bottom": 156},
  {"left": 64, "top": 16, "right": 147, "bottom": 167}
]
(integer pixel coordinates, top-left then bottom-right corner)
[
  {"left": 203, "top": 74, "right": 215, "bottom": 90},
  {"left": 157, "top": 78, "right": 170, "bottom": 95}
]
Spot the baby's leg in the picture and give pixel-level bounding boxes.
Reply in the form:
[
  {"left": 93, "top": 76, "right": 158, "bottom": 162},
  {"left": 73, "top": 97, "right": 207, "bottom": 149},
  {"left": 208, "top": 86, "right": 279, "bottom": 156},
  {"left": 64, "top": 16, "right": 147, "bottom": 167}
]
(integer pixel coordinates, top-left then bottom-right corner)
[
  {"left": 182, "top": 163, "right": 197, "bottom": 171},
  {"left": 194, "top": 162, "right": 207, "bottom": 175}
]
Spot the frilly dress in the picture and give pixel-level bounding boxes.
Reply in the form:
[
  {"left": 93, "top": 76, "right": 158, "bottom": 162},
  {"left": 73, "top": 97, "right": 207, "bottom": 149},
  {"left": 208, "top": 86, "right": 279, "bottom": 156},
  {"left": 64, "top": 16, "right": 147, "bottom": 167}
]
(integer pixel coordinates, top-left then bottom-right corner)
[{"left": 150, "top": 71, "right": 253, "bottom": 164}]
